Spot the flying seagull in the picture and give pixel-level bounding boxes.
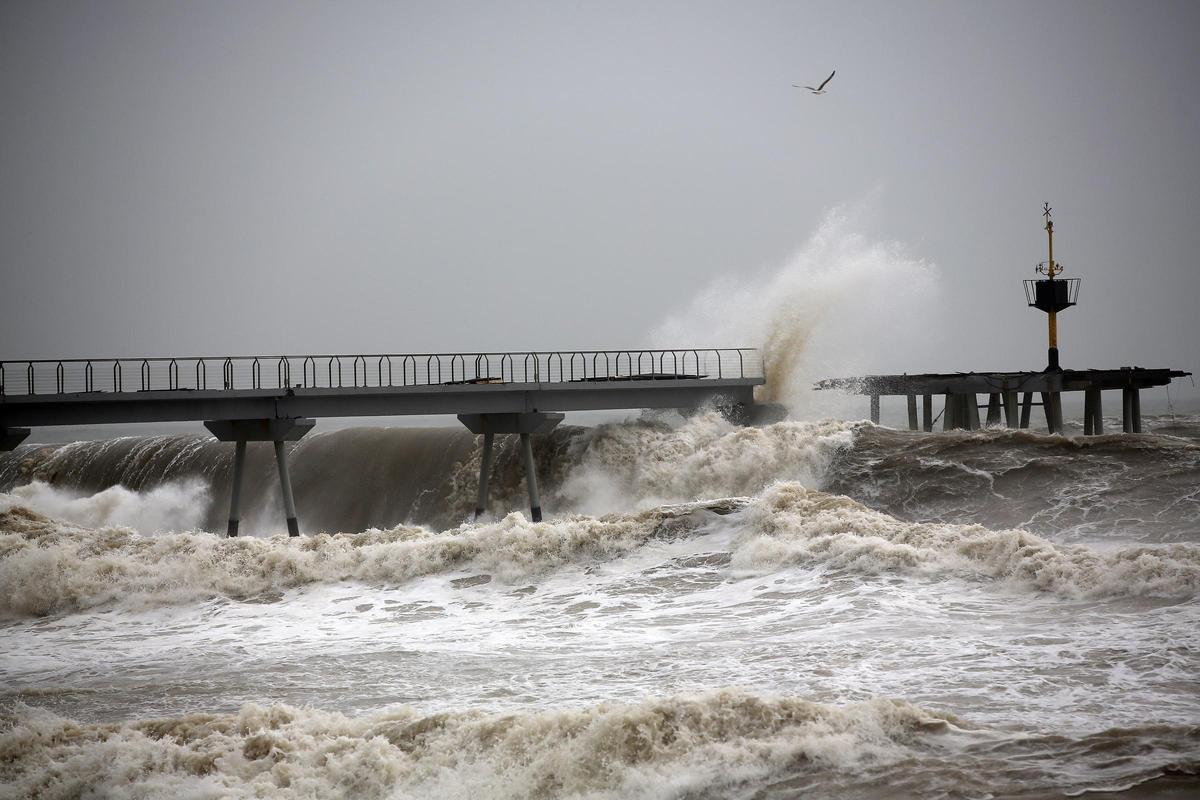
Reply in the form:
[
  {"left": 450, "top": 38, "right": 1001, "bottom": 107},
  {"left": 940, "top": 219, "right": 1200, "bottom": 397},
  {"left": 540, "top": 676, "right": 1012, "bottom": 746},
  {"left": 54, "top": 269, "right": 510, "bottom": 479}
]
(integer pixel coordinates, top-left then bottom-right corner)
[{"left": 794, "top": 70, "right": 835, "bottom": 95}]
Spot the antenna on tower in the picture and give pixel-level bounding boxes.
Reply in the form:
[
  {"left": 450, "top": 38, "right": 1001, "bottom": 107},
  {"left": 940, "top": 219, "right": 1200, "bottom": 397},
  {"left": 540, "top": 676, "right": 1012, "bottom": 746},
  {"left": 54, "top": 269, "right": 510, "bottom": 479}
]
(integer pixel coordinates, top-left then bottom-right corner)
[{"left": 1023, "top": 203, "right": 1081, "bottom": 372}]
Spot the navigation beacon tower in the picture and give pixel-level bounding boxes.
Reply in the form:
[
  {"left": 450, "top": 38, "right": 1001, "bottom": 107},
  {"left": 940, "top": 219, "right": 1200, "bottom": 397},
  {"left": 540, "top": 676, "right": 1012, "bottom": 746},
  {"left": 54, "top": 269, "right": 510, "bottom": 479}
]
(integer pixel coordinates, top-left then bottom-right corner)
[{"left": 1024, "top": 203, "right": 1081, "bottom": 372}]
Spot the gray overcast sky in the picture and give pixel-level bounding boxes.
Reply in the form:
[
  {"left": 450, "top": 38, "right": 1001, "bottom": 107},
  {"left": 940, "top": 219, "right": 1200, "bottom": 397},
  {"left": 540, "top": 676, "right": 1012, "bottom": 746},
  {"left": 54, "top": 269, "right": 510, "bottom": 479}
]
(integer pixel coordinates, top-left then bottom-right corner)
[{"left": 2, "top": 1, "right": 1197, "bottom": 405}]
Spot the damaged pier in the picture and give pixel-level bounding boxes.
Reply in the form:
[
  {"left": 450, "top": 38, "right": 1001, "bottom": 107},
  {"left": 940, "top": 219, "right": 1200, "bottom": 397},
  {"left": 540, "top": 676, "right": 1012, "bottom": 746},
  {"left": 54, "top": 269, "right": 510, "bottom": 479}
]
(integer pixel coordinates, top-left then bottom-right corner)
[
  {"left": 816, "top": 367, "right": 1190, "bottom": 434},
  {"left": 818, "top": 204, "right": 1191, "bottom": 436}
]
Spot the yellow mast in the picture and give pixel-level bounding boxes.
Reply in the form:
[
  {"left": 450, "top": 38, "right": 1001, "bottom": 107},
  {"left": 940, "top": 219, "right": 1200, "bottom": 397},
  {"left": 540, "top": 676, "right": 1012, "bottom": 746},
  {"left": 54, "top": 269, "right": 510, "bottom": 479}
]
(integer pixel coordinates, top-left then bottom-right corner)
[{"left": 1044, "top": 203, "right": 1057, "bottom": 356}]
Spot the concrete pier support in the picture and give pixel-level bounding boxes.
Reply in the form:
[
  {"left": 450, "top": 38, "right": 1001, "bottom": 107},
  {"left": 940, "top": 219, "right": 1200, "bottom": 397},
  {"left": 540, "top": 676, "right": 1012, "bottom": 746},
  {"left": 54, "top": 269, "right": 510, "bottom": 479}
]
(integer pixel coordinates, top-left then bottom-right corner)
[
  {"left": 943, "top": 393, "right": 956, "bottom": 431},
  {"left": 1083, "top": 388, "right": 1104, "bottom": 436},
  {"left": 1041, "top": 392, "right": 1064, "bottom": 434},
  {"left": 1003, "top": 391, "right": 1019, "bottom": 428},
  {"left": 475, "top": 431, "right": 495, "bottom": 520},
  {"left": 964, "top": 394, "right": 981, "bottom": 430},
  {"left": 204, "top": 417, "right": 314, "bottom": 537},
  {"left": 870, "top": 394, "right": 880, "bottom": 424},
  {"left": 227, "top": 440, "right": 247, "bottom": 536},
  {"left": 907, "top": 395, "right": 918, "bottom": 431},
  {"left": 273, "top": 440, "right": 300, "bottom": 536},
  {"left": 1020, "top": 392, "right": 1033, "bottom": 429},
  {"left": 519, "top": 433, "right": 542, "bottom": 522},
  {"left": 458, "top": 411, "right": 563, "bottom": 521},
  {"left": 986, "top": 393, "right": 1002, "bottom": 427},
  {"left": 922, "top": 394, "right": 933, "bottom": 432},
  {"left": 1122, "top": 387, "right": 1142, "bottom": 433}
]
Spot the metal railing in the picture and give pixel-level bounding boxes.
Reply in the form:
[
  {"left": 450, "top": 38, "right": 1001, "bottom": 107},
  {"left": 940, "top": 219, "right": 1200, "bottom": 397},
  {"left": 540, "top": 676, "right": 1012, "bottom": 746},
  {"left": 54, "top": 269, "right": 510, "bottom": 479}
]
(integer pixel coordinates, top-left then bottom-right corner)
[{"left": 0, "top": 349, "right": 762, "bottom": 396}]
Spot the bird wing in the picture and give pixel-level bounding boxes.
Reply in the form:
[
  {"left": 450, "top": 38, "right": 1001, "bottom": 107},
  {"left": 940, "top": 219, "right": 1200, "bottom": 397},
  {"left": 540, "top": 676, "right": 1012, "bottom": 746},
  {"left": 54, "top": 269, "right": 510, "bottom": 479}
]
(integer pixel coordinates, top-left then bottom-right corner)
[
  {"left": 801, "top": 86, "right": 817, "bottom": 91},
  {"left": 818, "top": 70, "right": 836, "bottom": 90}
]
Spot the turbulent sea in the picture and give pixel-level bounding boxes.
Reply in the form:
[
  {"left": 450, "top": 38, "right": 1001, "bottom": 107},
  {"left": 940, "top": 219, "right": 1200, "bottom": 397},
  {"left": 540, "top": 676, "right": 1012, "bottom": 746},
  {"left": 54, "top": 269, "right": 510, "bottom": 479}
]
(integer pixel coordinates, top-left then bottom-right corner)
[{"left": 2, "top": 411, "right": 1199, "bottom": 799}]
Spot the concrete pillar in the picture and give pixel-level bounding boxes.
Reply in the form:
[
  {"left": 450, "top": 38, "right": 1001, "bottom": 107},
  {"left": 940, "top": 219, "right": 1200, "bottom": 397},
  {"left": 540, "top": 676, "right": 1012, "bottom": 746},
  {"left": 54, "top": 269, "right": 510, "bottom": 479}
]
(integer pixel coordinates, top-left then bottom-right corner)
[
  {"left": 1004, "top": 391, "right": 1018, "bottom": 428},
  {"left": 1131, "top": 388, "right": 1142, "bottom": 433},
  {"left": 227, "top": 440, "right": 247, "bottom": 537},
  {"left": 519, "top": 433, "right": 542, "bottom": 522},
  {"left": 870, "top": 394, "right": 880, "bottom": 425},
  {"left": 274, "top": 440, "right": 300, "bottom": 536},
  {"left": 1083, "top": 388, "right": 1103, "bottom": 435},
  {"left": 1122, "top": 388, "right": 1134, "bottom": 433},
  {"left": 943, "top": 393, "right": 956, "bottom": 431},
  {"left": 986, "top": 393, "right": 1002, "bottom": 427},
  {"left": 907, "top": 395, "right": 918, "bottom": 431},
  {"left": 922, "top": 394, "right": 933, "bottom": 432},
  {"left": 474, "top": 431, "right": 495, "bottom": 520},
  {"left": 1020, "top": 392, "right": 1033, "bottom": 429},
  {"left": 965, "top": 394, "right": 981, "bottom": 430},
  {"left": 1041, "top": 392, "right": 1064, "bottom": 434}
]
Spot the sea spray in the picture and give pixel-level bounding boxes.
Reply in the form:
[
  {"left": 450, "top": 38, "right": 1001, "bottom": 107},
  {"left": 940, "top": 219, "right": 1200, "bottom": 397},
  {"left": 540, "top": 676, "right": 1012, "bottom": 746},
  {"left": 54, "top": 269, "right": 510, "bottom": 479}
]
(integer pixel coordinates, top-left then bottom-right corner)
[
  {"left": 552, "top": 414, "right": 856, "bottom": 515},
  {"left": 0, "top": 479, "right": 209, "bottom": 535},
  {"left": 651, "top": 205, "right": 938, "bottom": 416}
]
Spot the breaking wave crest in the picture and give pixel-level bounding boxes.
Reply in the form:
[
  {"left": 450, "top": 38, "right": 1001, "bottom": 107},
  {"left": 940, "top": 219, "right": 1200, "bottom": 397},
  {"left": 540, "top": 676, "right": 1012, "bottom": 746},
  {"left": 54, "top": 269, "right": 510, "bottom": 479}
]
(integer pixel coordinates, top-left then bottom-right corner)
[
  {"left": 3, "top": 690, "right": 1194, "bottom": 800},
  {"left": 3, "top": 480, "right": 1198, "bottom": 618},
  {"left": 547, "top": 414, "right": 856, "bottom": 515},
  {"left": 0, "top": 501, "right": 734, "bottom": 617},
  {"left": 734, "top": 483, "right": 1200, "bottom": 598}
]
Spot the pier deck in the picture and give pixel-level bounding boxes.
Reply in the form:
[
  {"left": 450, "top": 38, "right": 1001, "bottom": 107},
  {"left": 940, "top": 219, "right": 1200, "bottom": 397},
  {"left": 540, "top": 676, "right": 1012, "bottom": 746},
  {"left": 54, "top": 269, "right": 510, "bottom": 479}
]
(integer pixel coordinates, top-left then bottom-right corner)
[
  {"left": 816, "top": 367, "right": 1190, "bottom": 434},
  {"left": 2, "top": 349, "right": 765, "bottom": 532}
]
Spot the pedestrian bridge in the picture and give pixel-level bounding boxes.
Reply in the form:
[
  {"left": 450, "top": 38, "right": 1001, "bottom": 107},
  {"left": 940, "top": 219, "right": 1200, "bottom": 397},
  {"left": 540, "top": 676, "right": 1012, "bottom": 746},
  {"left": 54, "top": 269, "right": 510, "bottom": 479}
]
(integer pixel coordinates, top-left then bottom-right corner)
[{"left": 1, "top": 348, "right": 767, "bottom": 533}]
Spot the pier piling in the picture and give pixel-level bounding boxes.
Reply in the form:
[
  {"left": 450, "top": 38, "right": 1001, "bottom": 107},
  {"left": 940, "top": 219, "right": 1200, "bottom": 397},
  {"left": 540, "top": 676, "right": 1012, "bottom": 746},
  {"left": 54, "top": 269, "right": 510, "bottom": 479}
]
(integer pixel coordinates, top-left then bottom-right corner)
[
  {"left": 907, "top": 395, "right": 918, "bottom": 431},
  {"left": 475, "top": 431, "right": 494, "bottom": 520},
  {"left": 273, "top": 441, "right": 300, "bottom": 537},
  {"left": 519, "top": 433, "right": 542, "bottom": 522},
  {"left": 204, "top": 418, "right": 313, "bottom": 536},
  {"left": 986, "top": 393, "right": 1002, "bottom": 427},
  {"left": 1020, "top": 392, "right": 1033, "bottom": 429},
  {"left": 227, "top": 440, "right": 247, "bottom": 537},
  {"left": 1084, "top": 388, "right": 1104, "bottom": 435},
  {"left": 870, "top": 394, "right": 880, "bottom": 424},
  {"left": 965, "top": 394, "right": 981, "bottom": 430},
  {"left": 1004, "top": 391, "right": 1018, "bottom": 428}
]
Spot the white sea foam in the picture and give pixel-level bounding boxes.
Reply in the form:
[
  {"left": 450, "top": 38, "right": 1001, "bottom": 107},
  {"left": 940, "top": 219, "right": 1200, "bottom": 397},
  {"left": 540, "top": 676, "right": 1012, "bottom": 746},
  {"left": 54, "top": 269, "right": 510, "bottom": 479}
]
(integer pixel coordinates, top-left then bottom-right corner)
[
  {"left": 0, "top": 502, "right": 730, "bottom": 617},
  {"left": 0, "top": 479, "right": 208, "bottom": 534},
  {"left": 555, "top": 413, "right": 857, "bottom": 514},
  {"left": 3, "top": 477, "right": 1197, "bottom": 619},
  {"left": 732, "top": 483, "right": 1200, "bottom": 598},
  {"left": 0, "top": 690, "right": 959, "bottom": 800}
]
